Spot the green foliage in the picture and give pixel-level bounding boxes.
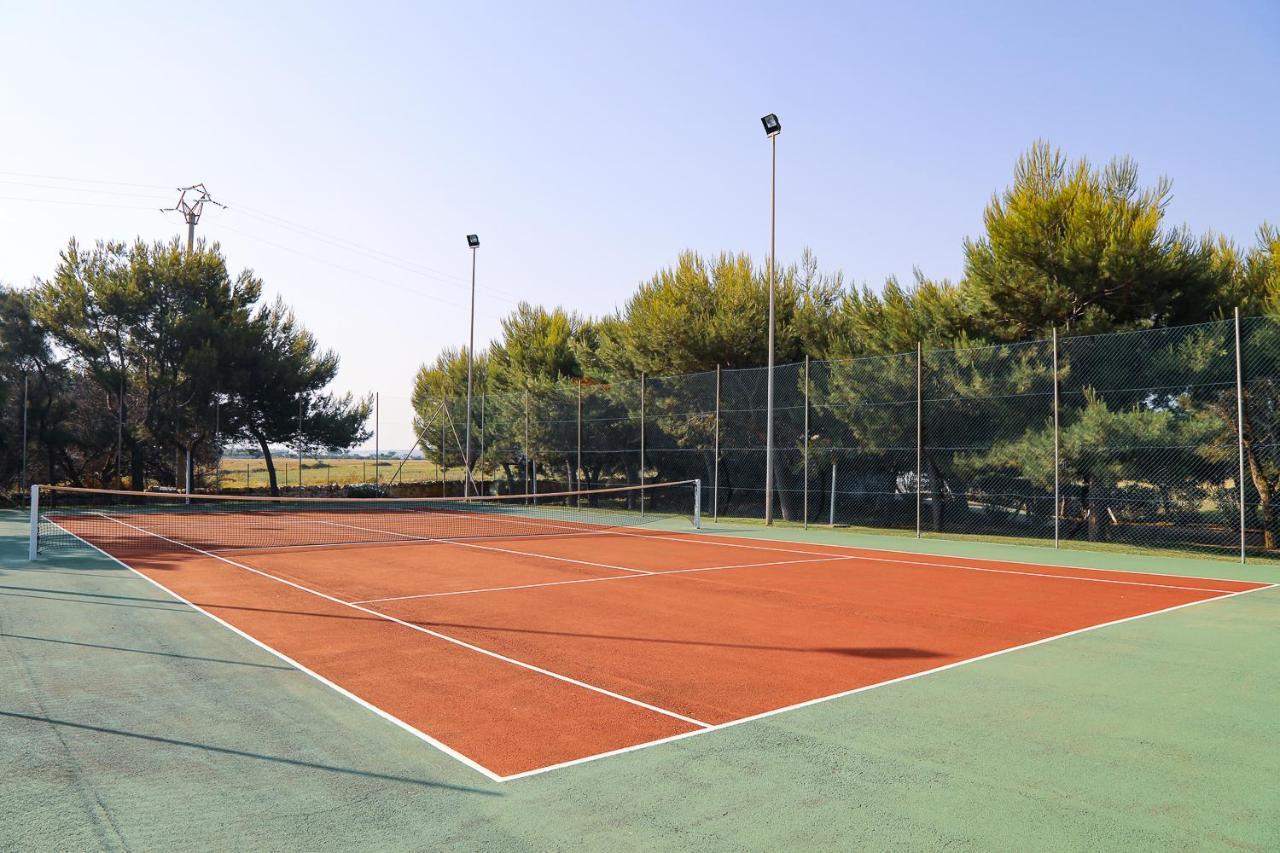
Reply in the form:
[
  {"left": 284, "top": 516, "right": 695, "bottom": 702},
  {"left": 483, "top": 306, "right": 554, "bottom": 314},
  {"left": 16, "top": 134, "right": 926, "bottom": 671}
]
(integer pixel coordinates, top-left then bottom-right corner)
[
  {"left": 10, "top": 238, "right": 367, "bottom": 494},
  {"left": 963, "top": 141, "right": 1230, "bottom": 340},
  {"left": 593, "top": 250, "right": 841, "bottom": 376}
]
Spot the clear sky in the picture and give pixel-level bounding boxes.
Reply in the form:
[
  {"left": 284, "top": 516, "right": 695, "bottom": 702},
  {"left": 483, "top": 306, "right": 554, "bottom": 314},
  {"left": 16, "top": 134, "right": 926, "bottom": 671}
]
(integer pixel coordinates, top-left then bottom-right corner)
[{"left": 1, "top": 1, "right": 1277, "bottom": 449}]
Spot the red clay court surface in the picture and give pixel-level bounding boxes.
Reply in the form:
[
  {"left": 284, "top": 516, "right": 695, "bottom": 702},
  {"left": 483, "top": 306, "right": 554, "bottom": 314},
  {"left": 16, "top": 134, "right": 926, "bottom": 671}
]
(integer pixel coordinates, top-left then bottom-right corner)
[{"left": 48, "top": 513, "right": 1272, "bottom": 781}]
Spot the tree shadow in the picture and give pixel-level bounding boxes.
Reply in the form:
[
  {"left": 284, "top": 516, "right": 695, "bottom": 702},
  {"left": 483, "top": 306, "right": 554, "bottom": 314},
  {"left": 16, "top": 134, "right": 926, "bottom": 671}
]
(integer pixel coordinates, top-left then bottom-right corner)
[
  {"left": 2, "top": 583, "right": 950, "bottom": 659},
  {"left": 0, "top": 710, "right": 500, "bottom": 795},
  {"left": 0, "top": 588, "right": 194, "bottom": 613},
  {"left": 0, "top": 583, "right": 184, "bottom": 605},
  {"left": 1, "top": 632, "right": 296, "bottom": 671}
]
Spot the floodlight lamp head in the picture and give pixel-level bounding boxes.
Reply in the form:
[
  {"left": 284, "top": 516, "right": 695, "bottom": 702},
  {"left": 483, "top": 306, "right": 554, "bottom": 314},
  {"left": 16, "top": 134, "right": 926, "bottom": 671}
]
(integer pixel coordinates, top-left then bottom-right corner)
[
  {"left": 467, "top": 234, "right": 480, "bottom": 249},
  {"left": 760, "top": 113, "right": 781, "bottom": 137}
]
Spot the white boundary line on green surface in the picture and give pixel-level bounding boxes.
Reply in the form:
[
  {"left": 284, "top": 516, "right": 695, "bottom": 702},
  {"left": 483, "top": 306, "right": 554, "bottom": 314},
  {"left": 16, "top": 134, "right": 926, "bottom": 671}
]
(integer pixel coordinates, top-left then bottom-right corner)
[
  {"left": 610, "top": 530, "right": 1258, "bottom": 593},
  {"left": 654, "top": 525, "right": 1274, "bottom": 587},
  {"left": 39, "top": 514, "right": 1278, "bottom": 784},
  {"left": 496, "top": 580, "right": 1278, "bottom": 782},
  {"left": 44, "top": 521, "right": 508, "bottom": 783}
]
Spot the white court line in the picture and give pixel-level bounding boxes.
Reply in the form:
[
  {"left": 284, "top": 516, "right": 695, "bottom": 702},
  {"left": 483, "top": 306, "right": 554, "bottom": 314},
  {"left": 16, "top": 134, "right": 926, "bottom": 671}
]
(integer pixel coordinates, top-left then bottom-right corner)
[
  {"left": 351, "top": 556, "right": 848, "bottom": 605},
  {"left": 624, "top": 526, "right": 1271, "bottom": 588},
  {"left": 44, "top": 519, "right": 505, "bottom": 783},
  {"left": 93, "top": 512, "right": 711, "bottom": 731},
  {"left": 204, "top": 528, "right": 610, "bottom": 556},
  {"left": 497, "top": 580, "right": 1278, "bottom": 782},
  {"left": 312, "top": 518, "right": 652, "bottom": 574},
  {"left": 45, "top": 515, "right": 1278, "bottom": 783},
  {"left": 604, "top": 530, "right": 1251, "bottom": 594}
]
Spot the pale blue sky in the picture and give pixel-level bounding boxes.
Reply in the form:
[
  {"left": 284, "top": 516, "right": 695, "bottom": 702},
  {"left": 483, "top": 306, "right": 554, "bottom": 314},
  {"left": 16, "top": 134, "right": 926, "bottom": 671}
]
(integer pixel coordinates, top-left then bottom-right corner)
[{"left": 1, "top": 1, "right": 1277, "bottom": 447}]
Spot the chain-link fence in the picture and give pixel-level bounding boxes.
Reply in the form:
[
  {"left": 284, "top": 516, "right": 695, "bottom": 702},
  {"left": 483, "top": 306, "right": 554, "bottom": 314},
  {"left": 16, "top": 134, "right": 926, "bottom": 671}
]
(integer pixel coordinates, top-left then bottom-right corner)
[
  {"left": 7, "top": 315, "right": 1278, "bottom": 560},
  {"left": 415, "top": 314, "right": 1280, "bottom": 562}
]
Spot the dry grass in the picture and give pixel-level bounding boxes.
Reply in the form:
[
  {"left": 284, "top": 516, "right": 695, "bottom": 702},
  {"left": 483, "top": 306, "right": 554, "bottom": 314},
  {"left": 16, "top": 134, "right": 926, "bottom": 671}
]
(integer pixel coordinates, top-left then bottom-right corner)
[{"left": 216, "top": 456, "right": 467, "bottom": 489}]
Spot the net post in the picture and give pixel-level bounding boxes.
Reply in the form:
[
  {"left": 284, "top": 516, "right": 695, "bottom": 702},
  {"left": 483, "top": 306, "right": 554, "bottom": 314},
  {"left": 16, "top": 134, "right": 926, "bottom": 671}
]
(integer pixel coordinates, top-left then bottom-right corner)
[
  {"left": 713, "top": 365, "right": 721, "bottom": 522},
  {"left": 1052, "top": 328, "right": 1060, "bottom": 549},
  {"left": 28, "top": 484, "right": 39, "bottom": 561},
  {"left": 1235, "top": 307, "right": 1247, "bottom": 564},
  {"left": 693, "top": 478, "right": 702, "bottom": 529},
  {"left": 803, "top": 355, "right": 810, "bottom": 530}
]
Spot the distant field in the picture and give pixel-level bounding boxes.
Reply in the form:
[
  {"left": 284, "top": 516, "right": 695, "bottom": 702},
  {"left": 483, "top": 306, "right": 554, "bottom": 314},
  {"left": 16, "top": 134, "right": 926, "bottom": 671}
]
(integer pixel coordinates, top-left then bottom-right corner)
[{"left": 216, "top": 456, "right": 466, "bottom": 489}]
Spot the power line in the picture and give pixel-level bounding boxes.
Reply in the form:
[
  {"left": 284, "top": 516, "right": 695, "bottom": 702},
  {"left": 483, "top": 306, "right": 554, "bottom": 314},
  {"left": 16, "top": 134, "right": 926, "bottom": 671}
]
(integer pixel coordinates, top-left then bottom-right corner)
[
  {"left": 0, "top": 194, "right": 161, "bottom": 211},
  {"left": 210, "top": 219, "right": 515, "bottom": 311},
  {"left": 0, "top": 179, "right": 172, "bottom": 201},
  {"left": 0, "top": 170, "right": 173, "bottom": 190}
]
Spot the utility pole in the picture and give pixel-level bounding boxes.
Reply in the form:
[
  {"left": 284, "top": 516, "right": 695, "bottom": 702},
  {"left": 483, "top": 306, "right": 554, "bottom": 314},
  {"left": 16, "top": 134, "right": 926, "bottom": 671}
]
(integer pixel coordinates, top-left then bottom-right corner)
[{"left": 163, "top": 184, "right": 224, "bottom": 253}]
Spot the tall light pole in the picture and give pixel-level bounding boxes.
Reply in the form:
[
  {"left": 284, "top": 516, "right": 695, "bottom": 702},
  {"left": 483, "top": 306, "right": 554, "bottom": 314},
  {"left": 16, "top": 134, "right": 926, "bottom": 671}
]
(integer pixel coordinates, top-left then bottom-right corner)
[
  {"left": 465, "top": 234, "right": 480, "bottom": 498},
  {"left": 761, "top": 113, "right": 781, "bottom": 524}
]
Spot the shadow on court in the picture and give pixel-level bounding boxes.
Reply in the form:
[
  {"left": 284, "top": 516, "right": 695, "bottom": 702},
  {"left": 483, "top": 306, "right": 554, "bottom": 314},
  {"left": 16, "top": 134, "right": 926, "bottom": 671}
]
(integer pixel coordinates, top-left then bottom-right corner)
[
  {"left": 1, "top": 584, "right": 949, "bottom": 659},
  {"left": 0, "top": 710, "right": 502, "bottom": 796},
  {"left": 0, "top": 632, "right": 296, "bottom": 671}
]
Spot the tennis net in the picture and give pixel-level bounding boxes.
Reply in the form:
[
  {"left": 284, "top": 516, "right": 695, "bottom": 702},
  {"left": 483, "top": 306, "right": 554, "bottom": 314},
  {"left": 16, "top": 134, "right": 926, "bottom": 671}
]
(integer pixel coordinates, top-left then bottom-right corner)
[{"left": 30, "top": 480, "right": 701, "bottom": 558}]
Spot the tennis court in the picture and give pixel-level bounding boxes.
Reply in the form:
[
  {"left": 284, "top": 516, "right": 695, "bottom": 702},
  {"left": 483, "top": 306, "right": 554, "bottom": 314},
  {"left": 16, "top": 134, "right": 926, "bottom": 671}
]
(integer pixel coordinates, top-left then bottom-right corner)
[{"left": 30, "top": 482, "right": 1273, "bottom": 782}]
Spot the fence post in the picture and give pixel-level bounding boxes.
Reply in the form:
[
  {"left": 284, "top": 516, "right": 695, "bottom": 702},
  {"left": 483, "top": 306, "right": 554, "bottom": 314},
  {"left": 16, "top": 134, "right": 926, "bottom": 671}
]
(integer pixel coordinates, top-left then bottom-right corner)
[
  {"left": 28, "top": 484, "right": 39, "bottom": 560},
  {"left": 297, "top": 398, "right": 304, "bottom": 490},
  {"left": 21, "top": 374, "right": 29, "bottom": 494},
  {"left": 803, "top": 355, "right": 810, "bottom": 530},
  {"left": 693, "top": 478, "right": 702, "bottom": 529},
  {"left": 1053, "top": 328, "right": 1060, "bottom": 549},
  {"left": 829, "top": 461, "right": 836, "bottom": 527},
  {"left": 479, "top": 391, "right": 486, "bottom": 492},
  {"left": 713, "top": 365, "right": 721, "bottom": 522},
  {"left": 639, "top": 372, "right": 646, "bottom": 516},
  {"left": 117, "top": 377, "right": 124, "bottom": 489},
  {"left": 916, "top": 342, "right": 923, "bottom": 539},
  {"left": 576, "top": 380, "right": 583, "bottom": 491},
  {"left": 374, "top": 392, "right": 380, "bottom": 486},
  {"left": 214, "top": 397, "right": 221, "bottom": 492},
  {"left": 1235, "top": 307, "right": 1247, "bottom": 564},
  {"left": 524, "top": 388, "right": 531, "bottom": 500}
]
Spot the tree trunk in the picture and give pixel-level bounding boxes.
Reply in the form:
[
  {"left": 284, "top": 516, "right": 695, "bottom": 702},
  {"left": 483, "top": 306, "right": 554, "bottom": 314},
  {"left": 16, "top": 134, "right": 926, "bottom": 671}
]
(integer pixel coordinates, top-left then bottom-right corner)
[
  {"left": 1245, "top": 450, "right": 1275, "bottom": 550},
  {"left": 927, "top": 456, "right": 945, "bottom": 532},
  {"left": 1242, "top": 423, "right": 1277, "bottom": 551},
  {"left": 130, "top": 442, "right": 145, "bottom": 492},
  {"left": 1259, "top": 482, "right": 1276, "bottom": 551},
  {"left": 254, "top": 433, "right": 279, "bottom": 496},
  {"left": 1082, "top": 477, "right": 1110, "bottom": 542}
]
